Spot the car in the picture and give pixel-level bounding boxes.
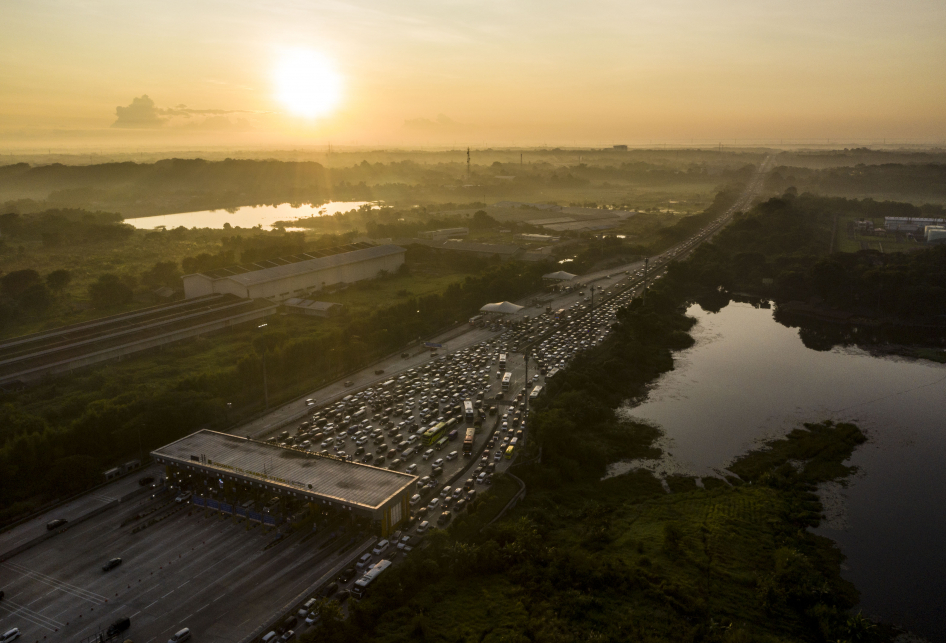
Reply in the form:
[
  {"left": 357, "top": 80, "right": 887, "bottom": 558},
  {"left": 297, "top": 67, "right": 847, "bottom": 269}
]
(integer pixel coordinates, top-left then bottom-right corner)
[
  {"left": 102, "top": 557, "right": 122, "bottom": 572},
  {"left": 175, "top": 492, "right": 192, "bottom": 503},
  {"left": 396, "top": 535, "right": 412, "bottom": 550},
  {"left": 298, "top": 598, "right": 318, "bottom": 617},
  {"left": 0, "top": 630, "right": 20, "bottom": 643},
  {"left": 106, "top": 618, "right": 130, "bottom": 637},
  {"left": 405, "top": 463, "right": 418, "bottom": 474},
  {"left": 338, "top": 568, "right": 356, "bottom": 583},
  {"left": 304, "top": 612, "right": 320, "bottom": 626},
  {"left": 344, "top": 380, "right": 354, "bottom": 387},
  {"left": 401, "top": 352, "right": 410, "bottom": 359},
  {"left": 168, "top": 628, "right": 191, "bottom": 643},
  {"left": 430, "top": 465, "right": 443, "bottom": 477},
  {"left": 306, "top": 399, "right": 316, "bottom": 406},
  {"left": 422, "top": 448, "right": 435, "bottom": 460},
  {"left": 372, "top": 539, "right": 390, "bottom": 555},
  {"left": 138, "top": 476, "right": 155, "bottom": 486},
  {"left": 494, "top": 451, "right": 503, "bottom": 461},
  {"left": 46, "top": 518, "right": 68, "bottom": 531},
  {"left": 280, "top": 630, "right": 295, "bottom": 642},
  {"left": 427, "top": 497, "right": 440, "bottom": 511},
  {"left": 409, "top": 493, "right": 422, "bottom": 506},
  {"left": 437, "top": 511, "right": 452, "bottom": 526},
  {"left": 431, "top": 458, "right": 444, "bottom": 468},
  {"left": 320, "top": 582, "right": 339, "bottom": 597},
  {"left": 374, "top": 369, "right": 385, "bottom": 375},
  {"left": 446, "top": 450, "right": 458, "bottom": 461},
  {"left": 417, "top": 520, "right": 430, "bottom": 534},
  {"left": 375, "top": 455, "right": 386, "bottom": 465}
]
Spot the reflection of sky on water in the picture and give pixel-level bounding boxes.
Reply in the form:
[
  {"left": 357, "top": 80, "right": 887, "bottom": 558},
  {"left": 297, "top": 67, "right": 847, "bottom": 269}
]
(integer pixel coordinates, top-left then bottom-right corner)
[
  {"left": 614, "top": 302, "right": 946, "bottom": 639},
  {"left": 125, "top": 202, "right": 372, "bottom": 230}
]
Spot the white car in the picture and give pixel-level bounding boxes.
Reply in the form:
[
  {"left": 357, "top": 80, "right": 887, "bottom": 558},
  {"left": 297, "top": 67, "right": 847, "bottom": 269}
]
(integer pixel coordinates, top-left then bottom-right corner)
[
  {"left": 305, "top": 612, "right": 320, "bottom": 626},
  {"left": 431, "top": 458, "right": 444, "bottom": 468},
  {"left": 446, "top": 451, "right": 458, "bottom": 461},
  {"left": 422, "top": 449, "right": 435, "bottom": 461},
  {"left": 427, "top": 497, "right": 441, "bottom": 511},
  {"left": 1, "top": 629, "right": 21, "bottom": 643},
  {"left": 372, "top": 539, "right": 390, "bottom": 555},
  {"left": 417, "top": 520, "right": 430, "bottom": 534},
  {"left": 409, "top": 493, "right": 422, "bottom": 506}
]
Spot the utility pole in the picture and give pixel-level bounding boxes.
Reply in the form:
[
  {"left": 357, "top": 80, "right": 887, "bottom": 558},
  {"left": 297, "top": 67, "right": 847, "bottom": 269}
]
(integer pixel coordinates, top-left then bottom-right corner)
[
  {"left": 590, "top": 284, "right": 596, "bottom": 316},
  {"left": 466, "top": 147, "right": 471, "bottom": 179},
  {"left": 258, "top": 323, "right": 270, "bottom": 409}
]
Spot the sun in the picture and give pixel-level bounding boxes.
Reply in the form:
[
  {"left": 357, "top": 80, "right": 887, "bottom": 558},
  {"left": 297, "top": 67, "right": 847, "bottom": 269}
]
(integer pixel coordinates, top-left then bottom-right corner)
[{"left": 273, "top": 49, "right": 342, "bottom": 118}]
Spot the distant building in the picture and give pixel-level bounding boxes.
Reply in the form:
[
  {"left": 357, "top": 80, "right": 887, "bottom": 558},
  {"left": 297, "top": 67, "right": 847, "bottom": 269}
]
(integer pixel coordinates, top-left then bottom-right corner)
[
  {"left": 613, "top": 145, "right": 628, "bottom": 151},
  {"left": 182, "top": 244, "right": 405, "bottom": 301},
  {"left": 926, "top": 226, "right": 946, "bottom": 243},
  {"left": 283, "top": 299, "right": 343, "bottom": 317},
  {"left": 515, "top": 233, "right": 560, "bottom": 243},
  {"left": 418, "top": 227, "right": 469, "bottom": 241},
  {"left": 884, "top": 217, "right": 946, "bottom": 233},
  {"left": 438, "top": 239, "right": 524, "bottom": 260}
]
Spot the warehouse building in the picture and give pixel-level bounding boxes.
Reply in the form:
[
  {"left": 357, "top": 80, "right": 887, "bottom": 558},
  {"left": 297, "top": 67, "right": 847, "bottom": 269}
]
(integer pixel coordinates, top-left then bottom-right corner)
[
  {"left": 884, "top": 217, "right": 946, "bottom": 233},
  {"left": 419, "top": 227, "right": 468, "bottom": 241},
  {"left": 182, "top": 244, "right": 405, "bottom": 301},
  {"left": 152, "top": 430, "right": 416, "bottom": 535}
]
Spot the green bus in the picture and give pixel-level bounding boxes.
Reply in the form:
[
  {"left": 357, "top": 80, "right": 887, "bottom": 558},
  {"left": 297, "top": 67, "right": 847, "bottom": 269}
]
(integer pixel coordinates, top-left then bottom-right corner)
[
  {"left": 435, "top": 436, "right": 449, "bottom": 451},
  {"left": 423, "top": 422, "right": 447, "bottom": 446}
]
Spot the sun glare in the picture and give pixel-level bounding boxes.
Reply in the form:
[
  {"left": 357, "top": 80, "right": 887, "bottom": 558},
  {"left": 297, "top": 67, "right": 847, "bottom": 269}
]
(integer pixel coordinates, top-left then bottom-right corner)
[{"left": 273, "top": 49, "right": 342, "bottom": 118}]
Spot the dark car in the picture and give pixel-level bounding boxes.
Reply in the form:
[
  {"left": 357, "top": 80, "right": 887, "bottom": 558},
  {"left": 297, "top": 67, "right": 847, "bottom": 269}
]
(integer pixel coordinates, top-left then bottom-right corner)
[
  {"left": 102, "top": 558, "right": 122, "bottom": 572},
  {"left": 344, "top": 380, "right": 354, "bottom": 387},
  {"left": 106, "top": 617, "right": 131, "bottom": 637},
  {"left": 331, "top": 590, "right": 350, "bottom": 605},
  {"left": 374, "top": 369, "right": 385, "bottom": 375},
  {"left": 138, "top": 476, "right": 155, "bottom": 487},
  {"left": 321, "top": 581, "right": 339, "bottom": 597},
  {"left": 280, "top": 616, "right": 298, "bottom": 633},
  {"left": 337, "top": 568, "right": 356, "bottom": 583},
  {"left": 46, "top": 519, "right": 68, "bottom": 531},
  {"left": 375, "top": 455, "right": 386, "bottom": 465},
  {"left": 401, "top": 352, "right": 410, "bottom": 359}
]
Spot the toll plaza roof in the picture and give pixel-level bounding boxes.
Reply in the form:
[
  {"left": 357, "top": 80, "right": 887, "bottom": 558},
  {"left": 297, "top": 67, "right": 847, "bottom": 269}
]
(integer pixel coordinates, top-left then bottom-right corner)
[{"left": 152, "top": 430, "right": 416, "bottom": 512}]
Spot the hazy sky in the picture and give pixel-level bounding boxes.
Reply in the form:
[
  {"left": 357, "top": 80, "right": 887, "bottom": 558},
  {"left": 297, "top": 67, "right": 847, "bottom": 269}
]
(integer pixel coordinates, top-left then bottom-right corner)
[{"left": 2, "top": 0, "right": 944, "bottom": 147}]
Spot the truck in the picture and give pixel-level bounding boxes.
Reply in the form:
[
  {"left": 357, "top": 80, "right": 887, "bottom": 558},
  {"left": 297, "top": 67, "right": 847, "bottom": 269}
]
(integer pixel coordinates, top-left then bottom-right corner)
[{"left": 351, "top": 559, "right": 392, "bottom": 600}]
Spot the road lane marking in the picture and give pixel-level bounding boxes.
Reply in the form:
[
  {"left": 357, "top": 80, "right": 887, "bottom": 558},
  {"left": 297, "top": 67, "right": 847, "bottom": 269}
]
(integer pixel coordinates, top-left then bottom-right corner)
[
  {"left": 1, "top": 561, "right": 106, "bottom": 604},
  {"left": 144, "top": 600, "right": 160, "bottom": 610},
  {"left": 0, "top": 598, "right": 63, "bottom": 630},
  {"left": 162, "top": 590, "right": 174, "bottom": 598}
]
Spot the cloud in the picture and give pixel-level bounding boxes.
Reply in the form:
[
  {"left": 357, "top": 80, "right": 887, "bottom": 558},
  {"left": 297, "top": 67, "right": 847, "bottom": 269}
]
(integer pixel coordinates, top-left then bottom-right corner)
[
  {"left": 403, "top": 113, "right": 469, "bottom": 131},
  {"left": 111, "top": 95, "right": 260, "bottom": 129},
  {"left": 111, "top": 95, "right": 166, "bottom": 128}
]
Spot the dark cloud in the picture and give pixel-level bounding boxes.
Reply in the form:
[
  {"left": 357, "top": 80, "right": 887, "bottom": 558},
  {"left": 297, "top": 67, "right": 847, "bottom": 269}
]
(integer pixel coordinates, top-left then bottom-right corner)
[
  {"left": 111, "top": 95, "right": 257, "bottom": 129},
  {"left": 111, "top": 95, "right": 166, "bottom": 128},
  {"left": 403, "top": 113, "right": 468, "bottom": 131}
]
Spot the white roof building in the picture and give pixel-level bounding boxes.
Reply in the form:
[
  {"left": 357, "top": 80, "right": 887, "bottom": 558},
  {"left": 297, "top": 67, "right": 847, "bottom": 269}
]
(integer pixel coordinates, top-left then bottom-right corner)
[
  {"left": 182, "top": 244, "right": 405, "bottom": 301},
  {"left": 480, "top": 301, "right": 525, "bottom": 315}
]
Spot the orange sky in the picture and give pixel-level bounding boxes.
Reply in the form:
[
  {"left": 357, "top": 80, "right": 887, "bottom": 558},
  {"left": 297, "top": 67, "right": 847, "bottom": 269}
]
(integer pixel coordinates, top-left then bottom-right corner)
[{"left": 1, "top": 0, "right": 944, "bottom": 148}]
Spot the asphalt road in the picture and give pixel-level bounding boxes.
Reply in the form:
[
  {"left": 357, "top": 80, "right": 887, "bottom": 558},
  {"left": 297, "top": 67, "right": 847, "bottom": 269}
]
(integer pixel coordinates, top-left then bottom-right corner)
[{"left": 0, "top": 493, "right": 371, "bottom": 643}]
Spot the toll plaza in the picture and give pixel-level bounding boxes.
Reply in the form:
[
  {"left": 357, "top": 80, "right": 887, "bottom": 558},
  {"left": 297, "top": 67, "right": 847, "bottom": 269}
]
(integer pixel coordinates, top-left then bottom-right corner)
[{"left": 151, "top": 430, "right": 416, "bottom": 536}]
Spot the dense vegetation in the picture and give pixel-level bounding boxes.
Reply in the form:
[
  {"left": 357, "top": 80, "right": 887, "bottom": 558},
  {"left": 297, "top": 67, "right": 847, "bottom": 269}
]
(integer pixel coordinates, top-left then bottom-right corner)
[
  {"left": 767, "top": 162, "right": 946, "bottom": 204},
  {"left": 302, "top": 283, "right": 876, "bottom": 642},
  {"left": 666, "top": 192, "right": 946, "bottom": 320}
]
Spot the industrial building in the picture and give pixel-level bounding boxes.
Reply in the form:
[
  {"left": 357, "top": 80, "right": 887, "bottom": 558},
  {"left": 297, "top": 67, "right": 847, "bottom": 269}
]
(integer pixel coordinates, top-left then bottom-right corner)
[
  {"left": 884, "top": 217, "right": 946, "bottom": 233},
  {"left": 182, "top": 244, "right": 406, "bottom": 301},
  {"left": 283, "top": 299, "right": 343, "bottom": 317},
  {"left": 926, "top": 226, "right": 946, "bottom": 243},
  {"left": 152, "top": 430, "right": 417, "bottom": 535},
  {"left": 419, "top": 227, "right": 468, "bottom": 241},
  {"left": 515, "top": 233, "right": 560, "bottom": 243}
]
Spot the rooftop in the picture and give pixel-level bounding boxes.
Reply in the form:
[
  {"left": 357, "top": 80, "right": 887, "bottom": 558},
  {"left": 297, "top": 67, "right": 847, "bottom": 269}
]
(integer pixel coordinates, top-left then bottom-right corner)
[
  {"left": 193, "top": 244, "right": 405, "bottom": 287},
  {"left": 152, "top": 430, "right": 416, "bottom": 510}
]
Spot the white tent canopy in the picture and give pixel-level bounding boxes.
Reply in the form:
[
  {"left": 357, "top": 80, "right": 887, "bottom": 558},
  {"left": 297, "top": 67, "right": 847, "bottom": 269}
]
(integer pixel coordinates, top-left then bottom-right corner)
[
  {"left": 542, "top": 270, "right": 577, "bottom": 281},
  {"left": 480, "top": 301, "right": 525, "bottom": 315}
]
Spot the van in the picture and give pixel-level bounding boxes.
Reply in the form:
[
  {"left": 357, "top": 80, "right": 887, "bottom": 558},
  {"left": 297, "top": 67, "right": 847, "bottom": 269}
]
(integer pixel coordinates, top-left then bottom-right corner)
[
  {"left": 168, "top": 628, "right": 191, "bottom": 643},
  {"left": 356, "top": 553, "right": 373, "bottom": 571},
  {"left": 297, "top": 598, "right": 318, "bottom": 617},
  {"left": 372, "top": 539, "right": 390, "bottom": 555},
  {"left": 261, "top": 632, "right": 277, "bottom": 643},
  {"left": 0, "top": 630, "right": 19, "bottom": 643}
]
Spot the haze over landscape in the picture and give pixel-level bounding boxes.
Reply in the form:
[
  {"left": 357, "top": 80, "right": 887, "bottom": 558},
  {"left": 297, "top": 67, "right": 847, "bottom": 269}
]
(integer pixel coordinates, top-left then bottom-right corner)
[
  {"left": 1, "top": 2, "right": 945, "bottom": 643},
  {"left": 2, "top": 0, "right": 946, "bottom": 148}
]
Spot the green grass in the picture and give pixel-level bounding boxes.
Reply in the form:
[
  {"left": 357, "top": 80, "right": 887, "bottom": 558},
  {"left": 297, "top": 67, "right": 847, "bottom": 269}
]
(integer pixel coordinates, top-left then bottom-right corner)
[{"left": 318, "top": 272, "right": 471, "bottom": 317}]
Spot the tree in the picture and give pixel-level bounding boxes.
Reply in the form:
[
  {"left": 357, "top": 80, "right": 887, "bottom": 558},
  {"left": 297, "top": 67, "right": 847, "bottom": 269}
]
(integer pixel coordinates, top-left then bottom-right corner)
[
  {"left": 46, "top": 269, "right": 72, "bottom": 292},
  {"left": 1, "top": 269, "right": 41, "bottom": 297},
  {"left": 19, "top": 283, "right": 51, "bottom": 312},
  {"left": 89, "top": 274, "right": 133, "bottom": 308},
  {"left": 141, "top": 261, "right": 181, "bottom": 288}
]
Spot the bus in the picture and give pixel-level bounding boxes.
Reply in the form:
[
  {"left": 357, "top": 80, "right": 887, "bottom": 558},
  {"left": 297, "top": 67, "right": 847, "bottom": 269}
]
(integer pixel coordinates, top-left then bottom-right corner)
[
  {"left": 546, "top": 367, "right": 561, "bottom": 380},
  {"left": 435, "top": 436, "right": 449, "bottom": 451},
  {"left": 504, "top": 445, "right": 515, "bottom": 460},
  {"left": 351, "top": 559, "right": 392, "bottom": 600},
  {"left": 501, "top": 372, "right": 512, "bottom": 392},
  {"left": 529, "top": 385, "right": 543, "bottom": 400},
  {"left": 498, "top": 353, "right": 507, "bottom": 370},
  {"left": 423, "top": 422, "right": 447, "bottom": 446},
  {"left": 463, "top": 400, "right": 474, "bottom": 422},
  {"left": 462, "top": 428, "right": 476, "bottom": 456}
]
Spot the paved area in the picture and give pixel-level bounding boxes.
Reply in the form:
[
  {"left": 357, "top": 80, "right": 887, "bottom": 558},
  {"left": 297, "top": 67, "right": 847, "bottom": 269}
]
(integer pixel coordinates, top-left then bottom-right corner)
[
  {"left": 0, "top": 493, "right": 369, "bottom": 643},
  {"left": 0, "top": 465, "right": 161, "bottom": 557}
]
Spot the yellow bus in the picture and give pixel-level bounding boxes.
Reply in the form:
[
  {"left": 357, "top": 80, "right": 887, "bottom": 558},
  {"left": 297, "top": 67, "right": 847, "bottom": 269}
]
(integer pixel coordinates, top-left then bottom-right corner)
[{"left": 504, "top": 445, "right": 514, "bottom": 460}]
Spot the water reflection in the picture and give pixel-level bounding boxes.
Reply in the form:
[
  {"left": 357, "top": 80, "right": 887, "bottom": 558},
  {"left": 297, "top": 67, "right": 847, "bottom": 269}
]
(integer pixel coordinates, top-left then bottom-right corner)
[
  {"left": 124, "top": 201, "right": 373, "bottom": 230},
  {"left": 613, "top": 300, "right": 946, "bottom": 638}
]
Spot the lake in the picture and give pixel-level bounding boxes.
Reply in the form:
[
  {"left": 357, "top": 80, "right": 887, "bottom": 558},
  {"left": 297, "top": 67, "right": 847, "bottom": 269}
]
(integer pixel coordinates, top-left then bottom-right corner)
[
  {"left": 613, "top": 301, "right": 946, "bottom": 639},
  {"left": 123, "top": 202, "right": 373, "bottom": 230}
]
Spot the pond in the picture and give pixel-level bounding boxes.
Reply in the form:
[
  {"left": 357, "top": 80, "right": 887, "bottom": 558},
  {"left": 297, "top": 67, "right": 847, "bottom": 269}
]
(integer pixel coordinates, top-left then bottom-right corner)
[
  {"left": 613, "top": 301, "right": 946, "bottom": 639},
  {"left": 123, "top": 201, "right": 373, "bottom": 230}
]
